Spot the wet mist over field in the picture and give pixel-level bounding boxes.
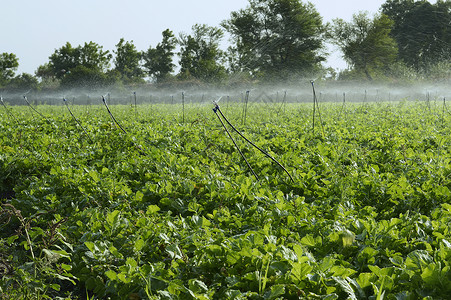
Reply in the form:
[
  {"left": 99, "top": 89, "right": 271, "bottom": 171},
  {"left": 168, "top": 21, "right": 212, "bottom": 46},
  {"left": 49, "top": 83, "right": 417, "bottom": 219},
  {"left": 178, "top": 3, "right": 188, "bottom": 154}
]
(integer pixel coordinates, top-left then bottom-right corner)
[{"left": 1, "top": 81, "right": 450, "bottom": 107}]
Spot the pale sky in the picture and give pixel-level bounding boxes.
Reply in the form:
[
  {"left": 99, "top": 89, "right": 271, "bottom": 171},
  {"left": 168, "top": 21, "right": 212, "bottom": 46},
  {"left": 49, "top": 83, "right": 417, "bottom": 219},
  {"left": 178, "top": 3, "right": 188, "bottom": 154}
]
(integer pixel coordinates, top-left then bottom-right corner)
[{"left": 1, "top": 0, "right": 389, "bottom": 75}]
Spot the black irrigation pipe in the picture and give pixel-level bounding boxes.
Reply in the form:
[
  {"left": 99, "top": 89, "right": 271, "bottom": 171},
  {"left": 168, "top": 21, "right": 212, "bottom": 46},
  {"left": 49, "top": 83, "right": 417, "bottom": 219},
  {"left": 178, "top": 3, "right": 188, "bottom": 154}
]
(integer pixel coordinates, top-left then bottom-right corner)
[
  {"left": 444, "top": 97, "right": 451, "bottom": 115},
  {"left": 276, "top": 91, "right": 287, "bottom": 115},
  {"left": 0, "top": 96, "right": 20, "bottom": 125},
  {"left": 242, "top": 90, "right": 250, "bottom": 125},
  {"left": 23, "top": 96, "right": 51, "bottom": 123},
  {"left": 133, "top": 91, "right": 137, "bottom": 118},
  {"left": 342, "top": 92, "right": 346, "bottom": 110},
  {"left": 339, "top": 92, "right": 346, "bottom": 118},
  {"left": 213, "top": 104, "right": 258, "bottom": 180},
  {"left": 213, "top": 102, "right": 294, "bottom": 183},
  {"left": 310, "top": 81, "right": 325, "bottom": 138},
  {"left": 182, "top": 92, "right": 185, "bottom": 124},
  {"left": 441, "top": 97, "right": 451, "bottom": 124},
  {"left": 102, "top": 95, "right": 127, "bottom": 134},
  {"left": 63, "top": 98, "right": 93, "bottom": 143}
]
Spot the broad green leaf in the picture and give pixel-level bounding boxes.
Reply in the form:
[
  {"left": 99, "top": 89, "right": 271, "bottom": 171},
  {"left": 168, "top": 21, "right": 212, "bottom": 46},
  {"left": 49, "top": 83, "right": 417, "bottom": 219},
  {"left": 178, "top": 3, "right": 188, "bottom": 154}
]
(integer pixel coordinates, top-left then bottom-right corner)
[
  {"left": 117, "top": 272, "right": 131, "bottom": 283},
  {"left": 84, "top": 241, "right": 95, "bottom": 252},
  {"left": 89, "top": 170, "right": 100, "bottom": 183},
  {"left": 356, "top": 272, "right": 376, "bottom": 289},
  {"left": 134, "top": 239, "right": 145, "bottom": 252},
  {"left": 333, "top": 277, "right": 357, "bottom": 300},
  {"left": 106, "top": 210, "right": 120, "bottom": 227},
  {"left": 291, "top": 261, "right": 313, "bottom": 282},
  {"left": 264, "top": 284, "right": 285, "bottom": 300},
  {"left": 135, "top": 190, "right": 144, "bottom": 202},
  {"left": 292, "top": 244, "right": 303, "bottom": 261},
  {"left": 166, "top": 244, "right": 183, "bottom": 260},
  {"left": 105, "top": 270, "right": 117, "bottom": 281},
  {"left": 147, "top": 204, "right": 160, "bottom": 215}
]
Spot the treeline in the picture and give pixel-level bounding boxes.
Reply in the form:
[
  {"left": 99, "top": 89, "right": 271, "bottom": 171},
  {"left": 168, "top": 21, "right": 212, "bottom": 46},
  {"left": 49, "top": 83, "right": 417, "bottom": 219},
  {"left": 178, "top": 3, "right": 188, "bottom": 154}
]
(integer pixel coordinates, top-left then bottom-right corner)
[{"left": 1, "top": 0, "right": 450, "bottom": 92}]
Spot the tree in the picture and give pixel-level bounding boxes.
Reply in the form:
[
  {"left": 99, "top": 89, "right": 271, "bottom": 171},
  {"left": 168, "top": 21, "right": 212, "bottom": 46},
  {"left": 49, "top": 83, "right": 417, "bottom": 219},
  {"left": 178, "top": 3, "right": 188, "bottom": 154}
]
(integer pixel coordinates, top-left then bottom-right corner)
[
  {"left": 178, "top": 24, "right": 226, "bottom": 82},
  {"left": 77, "top": 42, "right": 111, "bottom": 71},
  {"left": 48, "top": 42, "right": 79, "bottom": 79},
  {"left": 142, "top": 29, "right": 177, "bottom": 82},
  {"left": 60, "top": 65, "right": 113, "bottom": 89},
  {"left": 114, "top": 38, "right": 144, "bottom": 83},
  {"left": 48, "top": 42, "right": 112, "bottom": 88},
  {"left": 35, "top": 63, "right": 53, "bottom": 80},
  {"left": 6, "top": 73, "right": 39, "bottom": 92},
  {"left": 0, "top": 53, "right": 19, "bottom": 87},
  {"left": 329, "top": 12, "right": 398, "bottom": 80},
  {"left": 382, "top": 0, "right": 451, "bottom": 70},
  {"left": 222, "top": 0, "right": 325, "bottom": 79}
]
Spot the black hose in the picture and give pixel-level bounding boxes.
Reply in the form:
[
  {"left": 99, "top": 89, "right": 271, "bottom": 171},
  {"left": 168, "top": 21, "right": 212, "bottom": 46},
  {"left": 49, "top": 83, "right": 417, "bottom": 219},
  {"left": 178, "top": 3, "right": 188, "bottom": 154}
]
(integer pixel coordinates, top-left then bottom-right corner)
[{"left": 214, "top": 103, "right": 294, "bottom": 183}]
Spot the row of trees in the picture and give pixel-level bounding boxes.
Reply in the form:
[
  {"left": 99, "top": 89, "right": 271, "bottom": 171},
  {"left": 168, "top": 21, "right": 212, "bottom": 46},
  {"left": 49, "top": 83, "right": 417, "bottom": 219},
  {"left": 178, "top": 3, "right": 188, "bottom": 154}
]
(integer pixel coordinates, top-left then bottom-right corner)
[
  {"left": 1, "top": 0, "right": 450, "bottom": 91},
  {"left": 329, "top": 0, "right": 451, "bottom": 81}
]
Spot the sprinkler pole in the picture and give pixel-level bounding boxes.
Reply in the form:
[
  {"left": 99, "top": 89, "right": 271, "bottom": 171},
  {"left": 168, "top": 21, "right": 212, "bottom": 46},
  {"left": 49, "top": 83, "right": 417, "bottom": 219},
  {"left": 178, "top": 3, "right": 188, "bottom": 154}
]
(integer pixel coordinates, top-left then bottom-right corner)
[
  {"left": 64, "top": 98, "right": 93, "bottom": 143},
  {"left": 182, "top": 92, "right": 185, "bottom": 124},
  {"left": 1, "top": 96, "right": 19, "bottom": 125},
  {"left": 213, "top": 100, "right": 294, "bottom": 183},
  {"left": 23, "top": 96, "right": 51, "bottom": 123},
  {"left": 102, "top": 95, "right": 127, "bottom": 134},
  {"left": 310, "top": 81, "right": 325, "bottom": 138},
  {"left": 133, "top": 91, "right": 137, "bottom": 118},
  {"left": 242, "top": 90, "right": 250, "bottom": 125}
]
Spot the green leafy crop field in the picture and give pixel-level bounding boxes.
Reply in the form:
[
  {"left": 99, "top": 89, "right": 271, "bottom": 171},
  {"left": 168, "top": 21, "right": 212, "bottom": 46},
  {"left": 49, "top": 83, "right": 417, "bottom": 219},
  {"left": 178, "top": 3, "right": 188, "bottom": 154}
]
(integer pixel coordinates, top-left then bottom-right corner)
[{"left": 1, "top": 100, "right": 451, "bottom": 299}]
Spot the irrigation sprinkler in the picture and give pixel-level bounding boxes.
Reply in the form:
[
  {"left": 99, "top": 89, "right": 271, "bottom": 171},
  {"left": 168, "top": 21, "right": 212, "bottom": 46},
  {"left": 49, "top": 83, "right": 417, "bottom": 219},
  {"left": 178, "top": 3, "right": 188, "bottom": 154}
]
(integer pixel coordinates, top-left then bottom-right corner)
[
  {"left": 0, "top": 96, "right": 20, "bottom": 125},
  {"left": 426, "top": 92, "right": 431, "bottom": 112},
  {"left": 102, "top": 95, "right": 127, "bottom": 134},
  {"left": 212, "top": 98, "right": 294, "bottom": 183},
  {"left": 133, "top": 92, "right": 137, "bottom": 118},
  {"left": 182, "top": 92, "right": 185, "bottom": 124},
  {"left": 23, "top": 96, "right": 51, "bottom": 123},
  {"left": 242, "top": 90, "right": 250, "bottom": 125},
  {"left": 276, "top": 91, "right": 287, "bottom": 115},
  {"left": 214, "top": 102, "right": 258, "bottom": 180},
  {"left": 441, "top": 97, "right": 451, "bottom": 124},
  {"left": 341, "top": 92, "right": 346, "bottom": 113},
  {"left": 310, "top": 81, "right": 325, "bottom": 138},
  {"left": 63, "top": 98, "right": 93, "bottom": 143}
]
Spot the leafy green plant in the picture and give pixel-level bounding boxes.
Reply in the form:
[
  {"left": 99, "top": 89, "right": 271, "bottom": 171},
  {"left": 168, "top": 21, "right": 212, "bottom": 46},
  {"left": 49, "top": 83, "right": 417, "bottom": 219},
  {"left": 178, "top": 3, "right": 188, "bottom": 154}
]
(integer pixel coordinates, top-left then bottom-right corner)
[{"left": 1, "top": 101, "right": 451, "bottom": 299}]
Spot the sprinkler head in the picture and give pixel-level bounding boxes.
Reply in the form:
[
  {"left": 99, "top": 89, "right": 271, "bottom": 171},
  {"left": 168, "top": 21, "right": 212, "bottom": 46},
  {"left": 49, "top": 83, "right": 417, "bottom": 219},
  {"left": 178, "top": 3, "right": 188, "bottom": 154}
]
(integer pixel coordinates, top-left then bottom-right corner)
[{"left": 212, "top": 96, "right": 223, "bottom": 106}]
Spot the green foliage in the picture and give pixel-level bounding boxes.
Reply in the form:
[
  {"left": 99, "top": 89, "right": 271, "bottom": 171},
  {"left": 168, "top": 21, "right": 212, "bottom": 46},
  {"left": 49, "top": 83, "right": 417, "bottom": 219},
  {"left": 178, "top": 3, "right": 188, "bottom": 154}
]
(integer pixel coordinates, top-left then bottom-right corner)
[
  {"left": 5, "top": 73, "right": 39, "bottom": 92},
  {"left": 48, "top": 41, "right": 112, "bottom": 88},
  {"left": 382, "top": 0, "right": 451, "bottom": 70},
  {"left": 2, "top": 100, "right": 451, "bottom": 299},
  {"left": 142, "top": 29, "right": 177, "bottom": 83},
  {"left": 329, "top": 12, "right": 398, "bottom": 81},
  {"left": 178, "top": 24, "right": 227, "bottom": 82},
  {"left": 223, "top": 0, "right": 326, "bottom": 80},
  {"left": 0, "top": 52, "right": 19, "bottom": 87},
  {"left": 114, "top": 38, "right": 144, "bottom": 84}
]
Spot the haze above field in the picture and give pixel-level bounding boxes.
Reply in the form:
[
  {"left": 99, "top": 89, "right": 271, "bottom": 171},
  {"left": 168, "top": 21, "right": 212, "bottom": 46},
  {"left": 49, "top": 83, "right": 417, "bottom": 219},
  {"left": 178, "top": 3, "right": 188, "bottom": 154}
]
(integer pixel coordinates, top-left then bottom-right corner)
[{"left": 1, "top": 0, "right": 389, "bottom": 75}]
